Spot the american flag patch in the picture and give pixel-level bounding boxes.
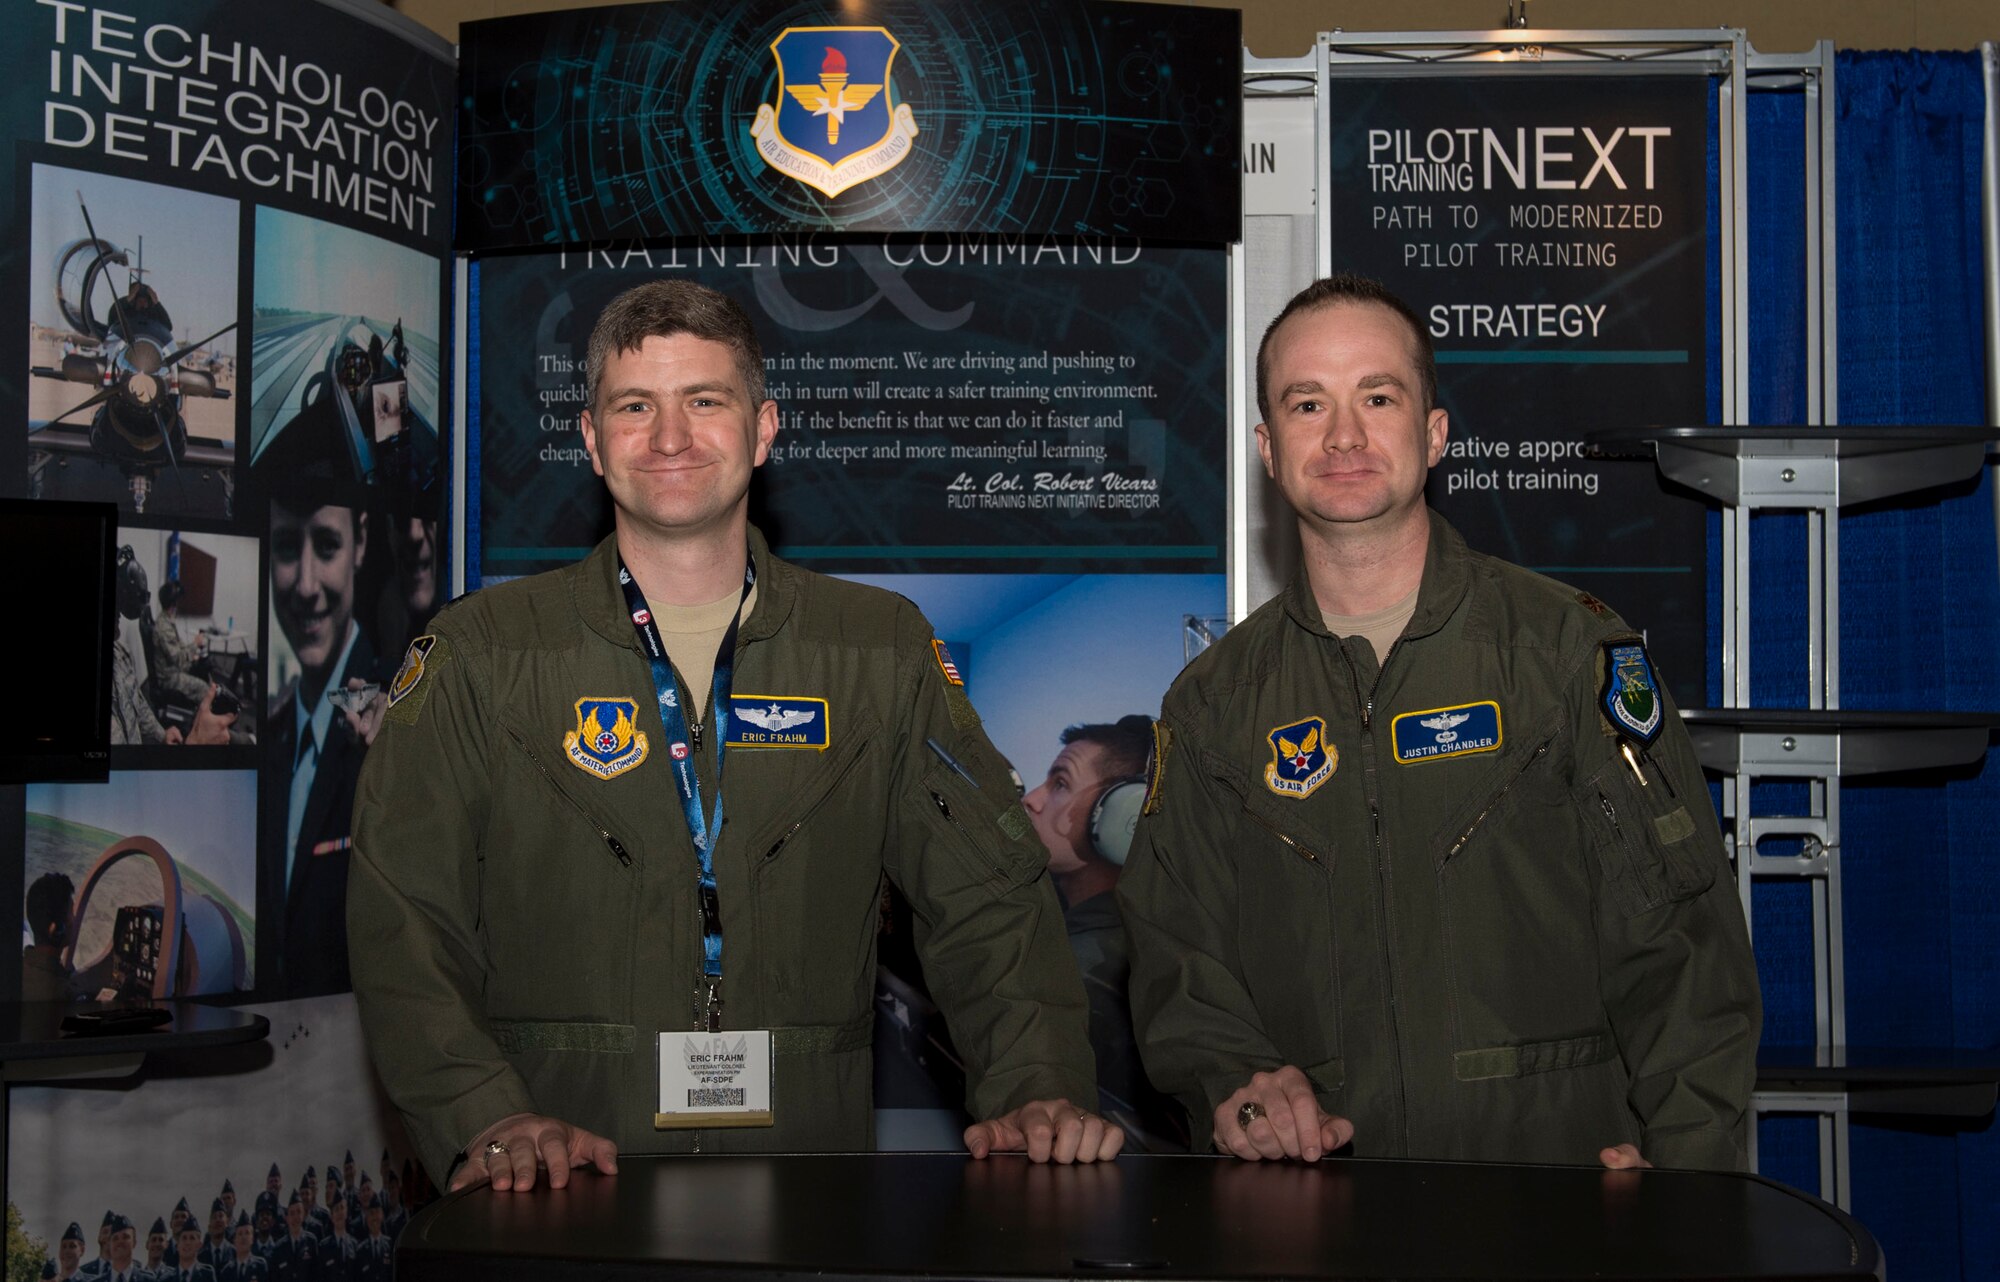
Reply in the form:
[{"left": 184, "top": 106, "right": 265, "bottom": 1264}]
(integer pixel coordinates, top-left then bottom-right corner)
[{"left": 931, "top": 640, "right": 964, "bottom": 687}]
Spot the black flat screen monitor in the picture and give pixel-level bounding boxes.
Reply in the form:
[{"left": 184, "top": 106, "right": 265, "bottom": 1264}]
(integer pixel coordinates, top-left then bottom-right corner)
[{"left": 1, "top": 499, "right": 116, "bottom": 783}]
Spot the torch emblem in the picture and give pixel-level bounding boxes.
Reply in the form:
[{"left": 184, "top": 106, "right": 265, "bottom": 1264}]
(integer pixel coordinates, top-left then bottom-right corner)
[{"left": 751, "top": 26, "right": 919, "bottom": 198}]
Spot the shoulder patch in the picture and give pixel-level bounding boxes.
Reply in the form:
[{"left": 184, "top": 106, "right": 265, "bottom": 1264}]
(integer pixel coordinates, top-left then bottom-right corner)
[
  {"left": 1599, "top": 639, "right": 1665, "bottom": 748},
  {"left": 383, "top": 634, "right": 448, "bottom": 726},
  {"left": 1574, "top": 591, "right": 1608, "bottom": 617},
  {"left": 931, "top": 639, "right": 965, "bottom": 687},
  {"left": 1142, "top": 721, "right": 1174, "bottom": 816}
]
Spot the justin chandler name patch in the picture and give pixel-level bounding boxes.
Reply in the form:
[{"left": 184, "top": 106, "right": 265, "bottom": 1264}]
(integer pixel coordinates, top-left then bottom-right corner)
[{"left": 1391, "top": 701, "right": 1502, "bottom": 764}]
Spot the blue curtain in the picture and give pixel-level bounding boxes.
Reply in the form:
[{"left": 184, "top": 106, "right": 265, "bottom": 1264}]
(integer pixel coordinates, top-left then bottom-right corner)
[{"left": 1747, "top": 49, "right": 1997, "bottom": 1280}]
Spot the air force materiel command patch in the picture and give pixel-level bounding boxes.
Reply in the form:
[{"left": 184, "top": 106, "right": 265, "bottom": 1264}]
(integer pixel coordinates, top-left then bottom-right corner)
[
  {"left": 749, "top": 27, "right": 919, "bottom": 199},
  {"left": 1265, "top": 716, "right": 1336, "bottom": 799},
  {"left": 383, "top": 633, "right": 448, "bottom": 726},
  {"left": 1600, "top": 641, "right": 1665, "bottom": 748},
  {"left": 564, "top": 698, "right": 651, "bottom": 779},
  {"left": 725, "top": 695, "right": 830, "bottom": 749},
  {"left": 1392, "top": 701, "right": 1503, "bottom": 764},
  {"left": 931, "top": 639, "right": 964, "bottom": 687}
]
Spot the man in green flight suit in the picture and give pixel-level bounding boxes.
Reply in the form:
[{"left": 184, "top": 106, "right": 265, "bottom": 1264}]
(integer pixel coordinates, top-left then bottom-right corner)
[
  {"left": 1119, "top": 274, "right": 1761, "bottom": 1170},
  {"left": 350, "top": 280, "right": 1117, "bottom": 1192}
]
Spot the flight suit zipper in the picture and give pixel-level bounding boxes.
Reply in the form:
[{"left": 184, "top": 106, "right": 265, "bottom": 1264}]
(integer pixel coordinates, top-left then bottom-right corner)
[
  {"left": 502, "top": 724, "right": 632, "bottom": 866},
  {"left": 1243, "top": 808, "right": 1324, "bottom": 864},
  {"left": 755, "top": 727, "right": 874, "bottom": 865},
  {"left": 1446, "top": 742, "right": 1553, "bottom": 860},
  {"left": 1346, "top": 635, "right": 1409, "bottom": 1147}
]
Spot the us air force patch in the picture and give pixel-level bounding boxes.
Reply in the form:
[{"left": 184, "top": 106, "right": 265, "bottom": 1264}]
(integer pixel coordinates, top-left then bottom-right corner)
[
  {"left": 1392, "top": 701, "right": 1502, "bottom": 764},
  {"left": 725, "top": 695, "right": 830, "bottom": 749},
  {"left": 383, "top": 633, "right": 448, "bottom": 726},
  {"left": 1265, "top": 716, "right": 1335, "bottom": 799},
  {"left": 564, "top": 698, "right": 650, "bottom": 779},
  {"left": 1600, "top": 641, "right": 1664, "bottom": 748}
]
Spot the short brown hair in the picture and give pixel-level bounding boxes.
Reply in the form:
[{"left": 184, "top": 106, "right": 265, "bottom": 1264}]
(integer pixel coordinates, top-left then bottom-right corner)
[
  {"left": 585, "top": 280, "right": 767, "bottom": 408},
  {"left": 1255, "top": 273, "right": 1436, "bottom": 422},
  {"left": 1060, "top": 715, "right": 1153, "bottom": 781}
]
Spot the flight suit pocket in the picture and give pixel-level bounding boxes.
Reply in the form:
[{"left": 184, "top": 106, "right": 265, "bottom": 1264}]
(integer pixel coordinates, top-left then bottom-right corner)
[
  {"left": 915, "top": 734, "right": 1044, "bottom": 896},
  {"left": 499, "top": 721, "right": 636, "bottom": 879},
  {"left": 1432, "top": 716, "right": 1561, "bottom": 871},
  {"left": 744, "top": 712, "right": 879, "bottom": 871},
  {"left": 1210, "top": 751, "right": 1342, "bottom": 1071},
  {"left": 1579, "top": 758, "right": 1717, "bottom": 918}
]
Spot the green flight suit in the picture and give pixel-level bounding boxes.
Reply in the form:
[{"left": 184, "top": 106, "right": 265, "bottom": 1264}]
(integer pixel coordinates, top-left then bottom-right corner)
[
  {"left": 1119, "top": 513, "right": 1760, "bottom": 1169},
  {"left": 350, "top": 527, "right": 1094, "bottom": 1182}
]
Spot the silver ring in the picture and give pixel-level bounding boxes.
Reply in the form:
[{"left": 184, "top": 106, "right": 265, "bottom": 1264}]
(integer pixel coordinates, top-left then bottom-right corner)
[
  {"left": 1237, "top": 1101, "right": 1265, "bottom": 1128},
  {"left": 485, "top": 1140, "right": 509, "bottom": 1157}
]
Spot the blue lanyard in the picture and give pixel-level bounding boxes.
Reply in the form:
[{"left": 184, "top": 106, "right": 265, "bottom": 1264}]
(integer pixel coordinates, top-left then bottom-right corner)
[{"left": 618, "top": 554, "right": 754, "bottom": 983}]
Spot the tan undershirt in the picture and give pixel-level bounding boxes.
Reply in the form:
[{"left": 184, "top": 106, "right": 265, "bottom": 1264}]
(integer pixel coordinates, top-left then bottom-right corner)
[
  {"left": 1321, "top": 583, "right": 1420, "bottom": 666},
  {"left": 657, "top": 581, "right": 758, "bottom": 722}
]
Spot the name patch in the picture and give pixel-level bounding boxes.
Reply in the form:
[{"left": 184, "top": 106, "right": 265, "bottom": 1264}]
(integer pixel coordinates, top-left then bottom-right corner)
[
  {"left": 1392, "top": 701, "right": 1503, "bottom": 764},
  {"left": 726, "top": 695, "right": 830, "bottom": 749}
]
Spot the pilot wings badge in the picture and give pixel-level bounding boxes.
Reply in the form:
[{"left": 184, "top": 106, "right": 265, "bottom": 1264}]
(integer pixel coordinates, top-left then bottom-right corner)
[
  {"left": 564, "top": 697, "right": 649, "bottom": 780},
  {"left": 749, "top": 27, "right": 919, "bottom": 198},
  {"left": 1265, "top": 716, "right": 1336, "bottom": 799},
  {"left": 740, "top": 704, "right": 816, "bottom": 732}
]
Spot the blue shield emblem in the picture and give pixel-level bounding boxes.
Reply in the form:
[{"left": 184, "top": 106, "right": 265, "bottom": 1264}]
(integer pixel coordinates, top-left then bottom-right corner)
[
  {"left": 1600, "top": 642, "right": 1664, "bottom": 748},
  {"left": 1264, "top": 716, "right": 1336, "bottom": 799},
  {"left": 750, "top": 27, "right": 919, "bottom": 198},
  {"left": 564, "top": 697, "right": 650, "bottom": 779}
]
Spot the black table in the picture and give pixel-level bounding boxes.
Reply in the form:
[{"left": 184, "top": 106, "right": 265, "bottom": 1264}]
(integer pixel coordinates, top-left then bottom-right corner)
[
  {"left": 397, "top": 1153, "right": 1882, "bottom": 1281},
  {"left": 0, "top": 1001, "right": 269, "bottom": 1211}
]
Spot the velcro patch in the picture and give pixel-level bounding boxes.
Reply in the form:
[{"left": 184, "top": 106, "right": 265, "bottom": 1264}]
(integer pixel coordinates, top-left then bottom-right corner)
[
  {"left": 1391, "top": 701, "right": 1502, "bottom": 765},
  {"left": 725, "top": 695, "right": 830, "bottom": 749},
  {"left": 996, "top": 806, "right": 1030, "bottom": 842},
  {"left": 383, "top": 633, "right": 450, "bottom": 726},
  {"left": 945, "top": 686, "right": 980, "bottom": 730}
]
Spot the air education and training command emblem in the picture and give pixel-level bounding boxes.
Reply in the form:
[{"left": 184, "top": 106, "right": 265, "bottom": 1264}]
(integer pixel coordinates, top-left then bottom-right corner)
[
  {"left": 564, "top": 698, "right": 650, "bottom": 780},
  {"left": 1600, "top": 641, "right": 1665, "bottom": 748},
  {"left": 750, "top": 27, "right": 919, "bottom": 198},
  {"left": 1265, "top": 716, "right": 1337, "bottom": 800}
]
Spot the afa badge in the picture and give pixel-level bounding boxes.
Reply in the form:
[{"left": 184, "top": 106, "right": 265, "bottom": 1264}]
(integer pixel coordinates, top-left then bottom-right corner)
[
  {"left": 1265, "top": 717, "right": 1336, "bottom": 799},
  {"left": 564, "top": 698, "right": 650, "bottom": 779},
  {"left": 749, "top": 27, "right": 919, "bottom": 198},
  {"left": 1600, "top": 641, "right": 1664, "bottom": 748}
]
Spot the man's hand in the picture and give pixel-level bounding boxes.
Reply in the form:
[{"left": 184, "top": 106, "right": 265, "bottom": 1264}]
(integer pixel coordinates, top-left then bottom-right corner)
[
  {"left": 1599, "top": 1143, "right": 1652, "bottom": 1170},
  {"left": 340, "top": 679, "right": 388, "bottom": 747},
  {"left": 185, "top": 683, "right": 236, "bottom": 746},
  {"left": 964, "top": 1099, "right": 1123, "bottom": 1164},
  {"left": 1213, "top": 1066, "right": 1354, "bottom": 1162},
  {"left": 454, "top": 1113, "right": 618, "bottom": 1192}
]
